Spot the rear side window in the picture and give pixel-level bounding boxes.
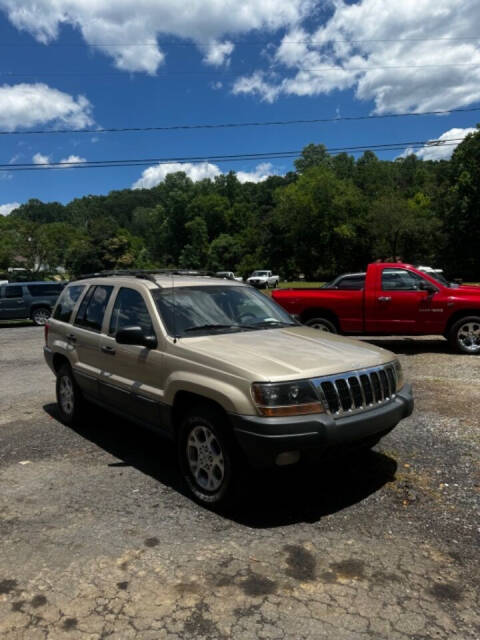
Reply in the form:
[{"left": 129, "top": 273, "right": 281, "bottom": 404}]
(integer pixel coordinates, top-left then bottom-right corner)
[
  {"left": 27, "top": 284, "right": 63, "bottom": 297},
  {"left": 337, "top": 276, "right": 365, "bottom": 290},
  {"left": 53, "top": 285, "right": 86, "bottom": 323},
  {"left": 109, "top": 288, "right": 154, "bottom": 336},
  {"left": 74, "top": 285, "right": 113, "bottom": 332},
  {"left": 5, "top": 286, "right": 23, "bottom": 298}
]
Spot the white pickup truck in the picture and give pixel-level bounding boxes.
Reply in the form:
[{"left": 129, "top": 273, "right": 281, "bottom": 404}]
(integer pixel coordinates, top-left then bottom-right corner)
[{"left": 247, "top": 270, "right": 280, "bottom": 289}]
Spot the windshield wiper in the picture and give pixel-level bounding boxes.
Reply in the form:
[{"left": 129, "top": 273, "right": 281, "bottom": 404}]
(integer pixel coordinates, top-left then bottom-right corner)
[
  {"left": 185, "top": 323, "right": 245, "bottom": 333},
  {"left": 245, "top": 320, "right": 298, "bottom": 328}
]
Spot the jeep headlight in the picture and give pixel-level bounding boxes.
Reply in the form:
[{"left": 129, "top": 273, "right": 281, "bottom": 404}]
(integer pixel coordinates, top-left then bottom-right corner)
[
  {"left": 393, "top": 360, "right": 404, "bottom": 390},
  {"left": 252, "top": 380, "right": 325, "bottom": 417}
]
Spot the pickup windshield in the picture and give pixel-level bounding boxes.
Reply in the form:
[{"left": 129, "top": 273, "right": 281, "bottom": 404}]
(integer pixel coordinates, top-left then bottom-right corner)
[
  {"left": 251, "top": 271, "right": 269, "bottom": 276},
  {"left": 153, "top": 285, "right": 296, "bottom": 337}
]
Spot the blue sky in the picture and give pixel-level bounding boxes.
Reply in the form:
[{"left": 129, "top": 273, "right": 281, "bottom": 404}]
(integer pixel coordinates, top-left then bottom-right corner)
[{"left": 1, "top": 0, "right": 479, "bottom": 213}]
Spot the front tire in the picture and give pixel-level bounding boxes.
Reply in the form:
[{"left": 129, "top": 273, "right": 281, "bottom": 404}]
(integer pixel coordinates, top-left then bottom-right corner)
[
  {"left": 449, "top": 316, "right": 480, "bottom": 354},
  {"left": 56, "top": 365, "right": 85, "bottom": 425},
  {"left": 31, "top": 306, "right": 51, "bottom": 326},
  {"left": 178, "top": 406, "right": 234, "bottom": 507},
  {"left": 304, "top": 317, "right": 338, "bottom": 333}
]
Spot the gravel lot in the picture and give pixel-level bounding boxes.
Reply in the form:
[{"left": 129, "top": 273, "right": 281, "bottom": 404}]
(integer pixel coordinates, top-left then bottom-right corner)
[{"left": 0, "top": 324, "right": 479, "bottom": 639}]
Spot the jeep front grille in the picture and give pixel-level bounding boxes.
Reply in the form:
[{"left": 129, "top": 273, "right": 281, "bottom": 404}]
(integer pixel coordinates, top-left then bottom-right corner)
[{"left": 313, "top": 363, "right": 398, "bottom": 417}]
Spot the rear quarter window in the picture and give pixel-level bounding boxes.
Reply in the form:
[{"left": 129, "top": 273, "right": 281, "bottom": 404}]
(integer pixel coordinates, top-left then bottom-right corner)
[
  {"left": 4, "top": 285, "right": 24, "bottom": 298},
  {"left": 53, "top": 285, "right": 86, "bottom": 323}
]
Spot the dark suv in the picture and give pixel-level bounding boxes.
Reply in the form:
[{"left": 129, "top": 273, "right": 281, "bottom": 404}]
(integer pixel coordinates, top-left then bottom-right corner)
[{"left": 0, "top": 281, "right": 65, "bottom": 325}]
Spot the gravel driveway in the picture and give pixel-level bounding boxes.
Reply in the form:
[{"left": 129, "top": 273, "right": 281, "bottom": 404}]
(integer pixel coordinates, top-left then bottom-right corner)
[{"left": 0, "top": 326, "right": 479, "bottom": 639}]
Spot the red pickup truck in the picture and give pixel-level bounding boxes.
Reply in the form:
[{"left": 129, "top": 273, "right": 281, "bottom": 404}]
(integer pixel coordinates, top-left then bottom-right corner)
[{"left": 272, "top": 263, "right": 480, "bottom": 354}]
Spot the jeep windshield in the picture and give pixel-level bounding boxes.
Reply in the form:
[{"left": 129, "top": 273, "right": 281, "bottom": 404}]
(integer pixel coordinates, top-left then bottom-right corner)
[{"left": 152, "top": 285, "right": 296, "bottom": 337}]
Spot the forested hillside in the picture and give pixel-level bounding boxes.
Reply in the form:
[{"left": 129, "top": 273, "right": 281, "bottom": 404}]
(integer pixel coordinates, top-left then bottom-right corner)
[{"left": 1, "top": 128, "right": 479, "bottom": 280}]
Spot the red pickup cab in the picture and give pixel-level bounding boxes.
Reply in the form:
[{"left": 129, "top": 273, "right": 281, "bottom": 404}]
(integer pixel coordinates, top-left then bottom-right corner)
[{"left": 272, "top": 263, "right": 480, "bottom": 354}]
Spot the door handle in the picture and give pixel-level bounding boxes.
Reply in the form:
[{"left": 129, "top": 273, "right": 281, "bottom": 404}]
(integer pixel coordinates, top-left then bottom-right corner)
[
  {"left": 101, "top": 345, "right": 116, "bottom": 355},
  {"left": 377, "top": 296, "right": 392, "bottom": 302},
  {"left": 66, "top": 333, "right": 77, "bottom": 343}
]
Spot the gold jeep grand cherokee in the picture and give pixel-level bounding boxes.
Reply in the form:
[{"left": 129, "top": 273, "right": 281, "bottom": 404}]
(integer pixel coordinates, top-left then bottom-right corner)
[{"left": 44, "top": 271, "right": 413, "bottom": 507}]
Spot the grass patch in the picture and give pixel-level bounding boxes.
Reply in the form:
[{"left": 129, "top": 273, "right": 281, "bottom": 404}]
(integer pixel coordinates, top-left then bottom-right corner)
[{"left": 278, "top": 281, "right": 325, "bottom": 289}]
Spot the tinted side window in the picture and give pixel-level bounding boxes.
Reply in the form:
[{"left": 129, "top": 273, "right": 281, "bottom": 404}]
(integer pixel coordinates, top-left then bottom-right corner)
[
  {"left": 53, "top": 285, "right": 86, "bottom": 323},
  {"left": 5, "top": 286, "right": 23, "bottom": 298},
  {"left": 109, "top": 288, "right": 154, "bottom": 336},
  {"left": 382, "top": 269, "right": 423, "bottom": 291},
  {"left": 74, "top": 285, "right": 113, "bottom": 332},
  {"left": 337, "top": 276, "right": 365, "bottom": 290},
  {"left": 27, "top": 284, "right": 63, "bottom": 297}
]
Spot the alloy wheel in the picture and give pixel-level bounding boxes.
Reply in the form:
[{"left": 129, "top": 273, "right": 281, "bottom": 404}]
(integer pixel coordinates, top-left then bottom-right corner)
[
  {"left": 186, "top": 425, "right": 225, "bottom": 492},
  {"left": 59, "top": 375, "right": 74, "bottom": 416},
  {"left": 457, "top": 322, "right": 480, "bottom": 353}
]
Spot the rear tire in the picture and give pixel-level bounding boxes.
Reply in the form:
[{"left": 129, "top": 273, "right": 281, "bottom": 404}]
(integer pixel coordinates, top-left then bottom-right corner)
[
  {"left": 31, "top": 306, "right": 51, "bottom": 326},
  {"left": 56, "top": 364, "right": 85, "bottom": 425},
  {"left": 449, "top": 316, "right": 480, "bottom": 354},
  {"left": 304, "top": 317, "right": 338, "bottom": 333},
  {"left": 178, "top": 406, "right": 235, "bottom": 508}
]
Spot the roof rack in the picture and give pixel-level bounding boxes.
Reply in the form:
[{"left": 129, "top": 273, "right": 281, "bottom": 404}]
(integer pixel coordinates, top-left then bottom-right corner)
[{"left": 74, "top": 269, "right": 219, "bottom": 283}]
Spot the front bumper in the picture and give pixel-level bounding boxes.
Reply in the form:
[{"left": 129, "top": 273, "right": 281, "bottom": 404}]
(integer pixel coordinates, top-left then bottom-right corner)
[{"left": 230, "top": 384, "right": 413, "bottom": 468}]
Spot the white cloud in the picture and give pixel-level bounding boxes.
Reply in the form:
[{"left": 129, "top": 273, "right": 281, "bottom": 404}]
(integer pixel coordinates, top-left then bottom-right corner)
[
  {"left": 233, "top": 0, "right": 480, "bottom": 113},
  {"left": 0, "top": 202, "right": 20, "bottom": 215},
  {"left": 132, "top": 162, "right": 222, "bottom": 189},
  {"left": 0, "top": 0, "right": 313, "bottom": 74},
  {"left": 203, "top": 41, "right": 234, "bottom": 67},
  {"left": 0, "top": 83, "right": 94, "bottom": 131},
  {"left": 32, "top": 152, "right": 50, "bottom": 164},
  {"left": 132, "top": 161, "right": 278, "bottom": 189},
  {"left": 236, "top": 162, "right": 277, "bottom": 183},
  {"left": 59, "top": 154, "right": 86, "bottom": 167},
  {"left": 399, "top": 127, "right": 476, "bottom": 161}
]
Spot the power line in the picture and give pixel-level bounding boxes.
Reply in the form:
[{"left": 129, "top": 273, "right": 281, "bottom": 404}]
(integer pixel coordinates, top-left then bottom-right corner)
[
  {"left": 0, "top": 138, "right": 464, "bottom": 172},
  {"left": 1, "top": 106, "right": 479, "bottom": 137},
  {"left": 1, "top": 36, "right": 479, "bottom": 47},
  {"left": 1, "top": 62, "right": 479, "bottom": 79}
]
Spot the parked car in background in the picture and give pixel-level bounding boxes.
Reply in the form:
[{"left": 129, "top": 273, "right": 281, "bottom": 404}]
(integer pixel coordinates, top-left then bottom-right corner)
[
  {"left": 272, "top": 262, "right": 480, "bottom": 354},
  {"left": 44, "top": 271, "right": 413, "bottom": 507},
  {"left": 247, "top": 270, "right": 280, "bottom": 289},
  {"left": 0, "top": 281, "right": 65, "bottom": 325},
  {"left": 215, "top": 271, "right": 243, "bottom": 282}
]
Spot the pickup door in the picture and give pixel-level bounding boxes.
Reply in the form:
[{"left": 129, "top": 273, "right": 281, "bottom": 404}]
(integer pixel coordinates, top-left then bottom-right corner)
[{"left": 366, "top": 266, "right": 445, "bottom": 334}]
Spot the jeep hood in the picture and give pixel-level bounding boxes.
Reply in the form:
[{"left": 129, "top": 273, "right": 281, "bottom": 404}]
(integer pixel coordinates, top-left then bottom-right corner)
[{"left": 185, "top": 326, "right": 395, "bottom": 381}]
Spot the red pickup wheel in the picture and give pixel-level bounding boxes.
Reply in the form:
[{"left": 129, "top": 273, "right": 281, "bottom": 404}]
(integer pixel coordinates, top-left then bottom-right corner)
[
  {"left": 304, "top": 317, "right": 338, "bottom": 333},
  {"left": 449, "top": 316, "right": 480, "bottom": 354}
]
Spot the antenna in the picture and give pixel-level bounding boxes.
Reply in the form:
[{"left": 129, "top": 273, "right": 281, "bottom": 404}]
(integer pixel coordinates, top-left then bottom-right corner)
[{"left": 171, "top": 270, "right": 178, "bottom": 343}]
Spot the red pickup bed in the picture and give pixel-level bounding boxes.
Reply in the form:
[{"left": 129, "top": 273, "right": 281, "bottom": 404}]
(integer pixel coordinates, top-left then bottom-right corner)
[{"left": 272, "top": 263, "right": 480, "bottom": 354}]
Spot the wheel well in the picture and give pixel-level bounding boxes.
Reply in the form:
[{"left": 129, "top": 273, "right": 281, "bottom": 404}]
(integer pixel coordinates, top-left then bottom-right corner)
[
  {"left": 52, "top": 353, "right": 70, "bottom": 374},
  {"left": 445, "top": 309, "right": 480, "bottom": 335},
  {"left": 300, "top": 307, "right": 339, "bottom": 328},
  {"left": 172, "top": 391, "right": 230, "bottom": 432},
  {"left": 30, "top": 303, "right": 51, "bottom": 316}
]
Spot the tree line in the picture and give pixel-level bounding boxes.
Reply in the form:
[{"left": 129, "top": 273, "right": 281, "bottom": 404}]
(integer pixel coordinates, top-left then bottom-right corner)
[{"left": 1, "top": 127, "right": 479, "bottom": 281}]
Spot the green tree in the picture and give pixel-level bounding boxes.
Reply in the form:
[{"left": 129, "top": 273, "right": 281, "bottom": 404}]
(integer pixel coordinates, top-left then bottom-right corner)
[
  {"left": 442, "top": 127, "right": 480, "bottom": 278},
  {"left": 178, "top": 217, "right": 209, "bottom": 269}
]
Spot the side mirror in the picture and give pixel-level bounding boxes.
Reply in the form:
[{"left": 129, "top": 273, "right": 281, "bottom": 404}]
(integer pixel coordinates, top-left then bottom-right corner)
[
  {"left": 419, "top": 281, "right": 437, "bottom": 294},
  {"left": 116, "top": 326, "right": 157, "bottom": 349}
]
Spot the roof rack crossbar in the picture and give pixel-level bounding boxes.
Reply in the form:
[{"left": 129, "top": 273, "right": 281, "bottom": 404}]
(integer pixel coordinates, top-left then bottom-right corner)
[{"left": 74, "top": 269, "right": 218, "bottom": 282}]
